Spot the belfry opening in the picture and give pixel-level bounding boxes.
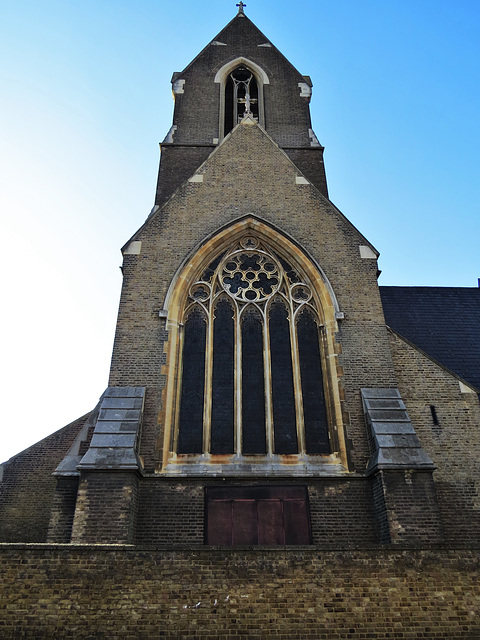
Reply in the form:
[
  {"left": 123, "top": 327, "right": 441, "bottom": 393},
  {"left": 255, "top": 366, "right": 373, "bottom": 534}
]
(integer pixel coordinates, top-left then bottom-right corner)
[{"left": 224, "top": 67, "right": 259, "bottom": 134}]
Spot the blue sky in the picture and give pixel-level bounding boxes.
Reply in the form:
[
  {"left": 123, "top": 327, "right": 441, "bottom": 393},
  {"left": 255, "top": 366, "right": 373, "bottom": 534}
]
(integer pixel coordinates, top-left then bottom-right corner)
[{"left": 1, "top": 0, "right": 479, "bottom": 461}]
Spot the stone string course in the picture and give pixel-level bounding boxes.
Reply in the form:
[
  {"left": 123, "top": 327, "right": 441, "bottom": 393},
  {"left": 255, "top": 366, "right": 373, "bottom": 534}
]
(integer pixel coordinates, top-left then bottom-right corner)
[{"left": 0, "top": 545, "right": 479, "bottom": 639}]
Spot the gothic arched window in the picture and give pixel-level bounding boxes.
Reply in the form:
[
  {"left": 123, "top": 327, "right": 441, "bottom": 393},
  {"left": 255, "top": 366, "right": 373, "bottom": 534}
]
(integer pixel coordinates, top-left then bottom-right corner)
[
  {"left": 224, "top": 67, "right": 259, "bottom": 135},
  {"left": 174, "top": 235, "right": 332, "bottom": 460},
  {"left": 215, "top": 58, "right": 268, "bottom": 140}
]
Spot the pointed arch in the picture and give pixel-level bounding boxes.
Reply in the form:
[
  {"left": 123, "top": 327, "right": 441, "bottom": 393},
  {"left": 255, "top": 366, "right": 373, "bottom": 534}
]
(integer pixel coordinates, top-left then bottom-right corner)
[
  {"left": 164, "top": 216, "right": 341, "bottom": 324},
  {"left": 160, "top": 217, "right": 347, "bottom": 472},
  {"left": 214, "top": 58, "right": 270, "bottom": 86},
  {"left": 214, "top": 57, "right": 269, "bottom": 138}
]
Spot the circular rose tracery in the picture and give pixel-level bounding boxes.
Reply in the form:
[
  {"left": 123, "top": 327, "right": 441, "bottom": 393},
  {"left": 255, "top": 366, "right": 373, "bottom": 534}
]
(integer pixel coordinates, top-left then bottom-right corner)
[{"left": 221, "top": 251, "right": 281, "bottom": 302}]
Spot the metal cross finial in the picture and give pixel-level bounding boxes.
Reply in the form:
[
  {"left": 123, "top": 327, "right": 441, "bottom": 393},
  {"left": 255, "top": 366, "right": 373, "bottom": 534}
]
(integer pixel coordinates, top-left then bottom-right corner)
[{"left": 236, "top": 1, "right": 246, "bottom": 14}]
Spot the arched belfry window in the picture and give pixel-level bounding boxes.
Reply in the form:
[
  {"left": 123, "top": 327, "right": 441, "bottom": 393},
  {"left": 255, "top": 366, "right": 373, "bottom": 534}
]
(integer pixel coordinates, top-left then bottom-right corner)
[
  {"left": 174, "top": 235, "right": 334, "bottom": 462},
  {"left": 215, "top": 58, "right": 268, "bottom": 140},
  {"left": 224, "top": 67, "right": 259, "bottom": 135}
]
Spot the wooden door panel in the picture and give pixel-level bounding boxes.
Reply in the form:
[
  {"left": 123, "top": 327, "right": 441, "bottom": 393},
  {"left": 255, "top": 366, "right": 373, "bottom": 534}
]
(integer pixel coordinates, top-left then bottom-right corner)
[
  {"left": 207, "top": 500, "right": 232, "bottom": 545},
  {"left": 258, "top": 500, "right": 285, "bottom": 545},
  {"left": 233, "top": 500, "right": 257, "bottom": 545}
]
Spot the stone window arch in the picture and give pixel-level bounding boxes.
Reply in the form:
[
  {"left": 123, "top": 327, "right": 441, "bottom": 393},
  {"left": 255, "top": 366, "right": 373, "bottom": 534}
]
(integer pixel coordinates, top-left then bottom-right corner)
[
  {"left": 160, "top": 219, "right": 346, "bottom": 474},
  {"left": 214, "top": 57, "right": 269, "bottom": 139}
]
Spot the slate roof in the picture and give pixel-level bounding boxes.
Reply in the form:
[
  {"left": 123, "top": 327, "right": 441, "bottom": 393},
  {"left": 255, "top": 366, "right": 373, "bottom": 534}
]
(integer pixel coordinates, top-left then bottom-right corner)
[{"left": 380, "top": 286, "right": 480, "bottom": 392}]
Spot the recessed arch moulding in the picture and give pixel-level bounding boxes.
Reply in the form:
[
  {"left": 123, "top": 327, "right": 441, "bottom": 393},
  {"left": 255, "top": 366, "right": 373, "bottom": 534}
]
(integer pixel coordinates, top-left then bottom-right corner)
[
  {"left": 214, "top": 57, "right": 270, "bottom": 86},
  {"left": 157, "top": 216, "right": 348, "bottom": 474},
  {"left": 214, "top": 57, "right": 269, "bottom": 139}
]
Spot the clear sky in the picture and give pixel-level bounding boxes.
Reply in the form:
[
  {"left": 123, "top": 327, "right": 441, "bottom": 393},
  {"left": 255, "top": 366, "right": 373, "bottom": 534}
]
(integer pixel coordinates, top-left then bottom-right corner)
[{"left": 1, "top": 0, "right": 479, "bottom": 462}]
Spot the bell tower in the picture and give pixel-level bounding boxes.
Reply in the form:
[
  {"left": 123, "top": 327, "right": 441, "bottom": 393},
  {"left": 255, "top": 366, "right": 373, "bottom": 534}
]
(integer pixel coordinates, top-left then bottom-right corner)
[{"left": 155, "top": 5, "right": 328, "bottom": 209}]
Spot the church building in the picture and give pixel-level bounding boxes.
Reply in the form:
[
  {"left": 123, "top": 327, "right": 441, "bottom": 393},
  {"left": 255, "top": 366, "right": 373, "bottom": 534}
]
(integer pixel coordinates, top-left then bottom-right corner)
[{"left": 1, "top": 5, "right": 479, "bottom": 638}]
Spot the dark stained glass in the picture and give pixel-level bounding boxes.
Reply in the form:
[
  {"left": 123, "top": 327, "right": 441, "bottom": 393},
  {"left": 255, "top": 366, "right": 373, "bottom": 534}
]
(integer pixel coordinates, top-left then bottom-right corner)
[
  {"left": 241, "top": 310, "right": 266, "bottom": 454},
  {"left": 297, "top": 311, "right": 331, "bottom": 454},
  {"left": 269, "top": 301, "right": 298, "bottom": 454},
  {"left": 239, "top": 254, "right": 261, "bottom": 271},
  {"left": 252, "top": 271, "right": 278, "bottom": 294},
  {"left": 211, "top": 299, "right": 235, "bottom": 454},
  {"left": 224, "top": 76, "right": 234, "bottom": 135},
  {"left": 274, "top": 253, "right": 301, "bottom": 284},
  {"left": 177, "top": 308, "right": 206, "bottom": 454},
  {"left": 223, "top": 271, "right": 249, "bottom": 294},
  {"left": 200, "top": 252, "right": 225, "bottom": 283}
]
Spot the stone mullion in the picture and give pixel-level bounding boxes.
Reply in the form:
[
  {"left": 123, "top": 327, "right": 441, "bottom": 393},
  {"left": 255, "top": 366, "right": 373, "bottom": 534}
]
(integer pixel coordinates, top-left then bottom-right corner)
[
  {"left": 172, "top": 324, "right": 185, "bottom": 455},
  {"left": 202, "top": 302, "right": 215, "bottom": 455},
  {"left": 233, "top": 80, "right": 239, "bottom": 128},
  {"left": 290, "top": 301, "right": 306, "bottom": 455},
  {"left": 235, "top": 303, "right": 242, "bottom": 456},
  {"left": 319, "top": 325, "right": 338, "bottom": 453},
  {"left": 263, "top": 304, "right": 274, "bottom": 456}
]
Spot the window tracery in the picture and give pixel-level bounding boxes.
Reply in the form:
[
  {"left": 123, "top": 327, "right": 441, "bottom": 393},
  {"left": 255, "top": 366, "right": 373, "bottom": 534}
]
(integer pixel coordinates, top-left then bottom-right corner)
[
  {"left": 224, "top": 67, "right": 259, "bottom": 135},
  {"left": 175, "top": 235, "right": 332, "bottom": 460}
]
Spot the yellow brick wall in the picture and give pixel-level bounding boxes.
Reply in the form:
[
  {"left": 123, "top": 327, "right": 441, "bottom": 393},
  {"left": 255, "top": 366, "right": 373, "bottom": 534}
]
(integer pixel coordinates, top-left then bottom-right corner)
[{"left": 389, "top": 329, "right": 480, "bottom": 543}]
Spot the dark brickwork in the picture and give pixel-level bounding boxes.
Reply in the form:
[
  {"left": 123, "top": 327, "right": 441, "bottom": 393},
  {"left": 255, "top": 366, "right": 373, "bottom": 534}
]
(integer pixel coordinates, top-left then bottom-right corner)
[
  {"left": 155, "top": 145, "right": 214, "bottom": 208},
  {"left": 370, "top": 471, "right": 391, "bottom": 543},
  {"left": 136, "top": 479, "right": 204, "bottom": 545},
  {"left": 71, "top": 472, "right": 139, "bottom": 544},
  {"left": 307, "top": 480, "right": 378, "bottom": 545},
  {"left": 283, "top": 147, "right": 328, "bottom": 198},
  {"left": 170, "top": 15, "right": 314, "bottom": 147},
  {"left": 377, "top": 469, "right": 444, "bottom": 544},
  {"left": 156, "top": 14, "right": 328, "bottom": 202},
  {"left": 436, "top": 479, "right": 480, "bottom": 546},
  {"left": 0, "top": 545, "right": 479, "bottom": 639},
  {"left": 135, "top": 479, "right": 379, "bottom": 547},
  {"left": 0, "top": 415, "right": 89, "bottom": 542},
  {"left": 47, "top": 476, "right": 79, "bottom": 543}
]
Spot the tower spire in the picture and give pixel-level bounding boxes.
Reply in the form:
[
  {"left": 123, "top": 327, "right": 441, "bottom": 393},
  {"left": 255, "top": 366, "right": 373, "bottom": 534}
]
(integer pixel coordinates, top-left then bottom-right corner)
[{"left": 236, "top": 1, "right": 246, "bottom": 15}]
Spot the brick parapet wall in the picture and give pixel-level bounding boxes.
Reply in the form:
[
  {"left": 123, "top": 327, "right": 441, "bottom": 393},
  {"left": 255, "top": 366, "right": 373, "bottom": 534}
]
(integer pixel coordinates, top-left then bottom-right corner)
[{"left": 0, "top": 544, "right": 478, "bottom": 639}]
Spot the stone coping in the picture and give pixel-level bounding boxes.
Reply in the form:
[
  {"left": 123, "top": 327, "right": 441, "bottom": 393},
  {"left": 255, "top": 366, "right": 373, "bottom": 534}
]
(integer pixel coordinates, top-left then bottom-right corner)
[{"left": 1, "top": 542, "right": 479, "bottom": 553}]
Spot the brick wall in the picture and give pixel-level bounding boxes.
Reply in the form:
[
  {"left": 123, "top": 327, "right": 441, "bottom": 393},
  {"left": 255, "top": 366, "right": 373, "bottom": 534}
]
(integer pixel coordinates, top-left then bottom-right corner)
[
  {"left": 135, "top": 479, "right": 378, "bottom": 546},
  {"left": 110, "top": 122, "right": 395, "bottom": 473},
  {"left": 374, "top": 470, "right": 444, "bottom": 544},
  {"left": 388, "top": 330, "right": 480, "bottom": 544},
  {"left": 136, "top": 479, "right": 205, "bottom": 545},
  {"left": 71, "top": 472, "right": 139, "bottom": 544},
  {"left": 155, "top": 145, "right": 214, "bottom": 207},
  {"left": 170, "top": 15, "right": 314, "bottom": 148},
  {"left": 0, "top": 415, "right": 88, "bottom": 542},
  {"left": 47, "top": 476, "right": 79, "bottom": 543},
  {"left": 0, "top": 545, "right": 478, "bottom": 639}
]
